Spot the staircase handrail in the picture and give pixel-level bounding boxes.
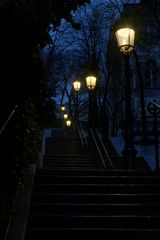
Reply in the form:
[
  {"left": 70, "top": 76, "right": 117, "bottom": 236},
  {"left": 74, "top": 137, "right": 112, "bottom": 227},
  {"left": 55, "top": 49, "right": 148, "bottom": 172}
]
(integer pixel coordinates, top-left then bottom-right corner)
[
  {"left": 77, "top": 119, "right": 88, "bottom": 146},
  {"left": 95, "top": 129, "right": 113, "bottom": 167},
  {"left": 0, "top": 105, "right": 18, "bottom": 135},
  {"left": 149, "top": 100, "right": 160, "bottom": 109},
  {"left": 90, "top": 128, "right": 106, "bottom": 168},
  {"left": 79, "top": 120, "right": 88, "bottom": 145},
  {"left": 76, "top": 120, "right": 84, "bottom": 145}
]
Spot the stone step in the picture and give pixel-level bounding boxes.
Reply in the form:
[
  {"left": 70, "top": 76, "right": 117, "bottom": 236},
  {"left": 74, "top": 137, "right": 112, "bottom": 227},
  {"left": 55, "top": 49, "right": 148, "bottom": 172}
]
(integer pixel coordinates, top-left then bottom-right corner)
[
  {"left": 31, "top": 203, "right": 160, "bottom": 216},
  {"left": 29, "top": 214, "right": 160, "bottom": 228},
  {"left": 32, "top": 192, "right": 160, "bottom": 204},
  {"left": 28, "top": 227, "right": 160, "bottom": 239},
  {"left": 32, "top": 183, "right": 160, "bottom": 194},
  {"left": 25, "top": 137, "right": 160, "bottom": 240},
  {"left": 36, "top": 169, "right": 156, "bottom": 176},
  {"left": 34, "top": 175, "right": 160, "bottom": 184}
]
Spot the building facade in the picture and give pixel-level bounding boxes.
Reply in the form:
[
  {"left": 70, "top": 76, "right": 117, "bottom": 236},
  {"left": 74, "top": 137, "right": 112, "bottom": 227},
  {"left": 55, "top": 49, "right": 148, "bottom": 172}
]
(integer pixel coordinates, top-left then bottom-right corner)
[{"left": 107, "top": 0, "right": 160, "bottom": 138}]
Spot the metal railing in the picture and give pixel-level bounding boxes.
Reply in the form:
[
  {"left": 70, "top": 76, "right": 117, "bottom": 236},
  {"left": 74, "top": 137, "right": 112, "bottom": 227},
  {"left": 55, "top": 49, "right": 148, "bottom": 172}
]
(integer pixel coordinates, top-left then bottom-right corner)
[
  {"left": 0, "top": 105, "right": 18, "bottom": 135},
  {"left": 76, "top": 120, "right": 84, "bottom": 145},
  {"left": 76, "top": 119, "right": 88, "bottom": 146},
  {"left": 90, "top": 128, "right": 113, "bottom": 169},
  {"left": 95, "top": 129, "right": 113, "bottom": 167},
  {"left": 0, "top": 104, "right": 18, "bottom": 239},
  {"left": 149, "top": 100, "right": 160, "bottom": 110},
  {"left": 90, "top": 128, "right": 106, "bottom": 168}
]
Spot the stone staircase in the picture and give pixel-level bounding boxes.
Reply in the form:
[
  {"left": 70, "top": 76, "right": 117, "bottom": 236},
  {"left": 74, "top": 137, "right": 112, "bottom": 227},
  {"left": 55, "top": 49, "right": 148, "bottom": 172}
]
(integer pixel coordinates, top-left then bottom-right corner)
[{"left": 25, "top": 136, "right": 160, "bottom": 239}]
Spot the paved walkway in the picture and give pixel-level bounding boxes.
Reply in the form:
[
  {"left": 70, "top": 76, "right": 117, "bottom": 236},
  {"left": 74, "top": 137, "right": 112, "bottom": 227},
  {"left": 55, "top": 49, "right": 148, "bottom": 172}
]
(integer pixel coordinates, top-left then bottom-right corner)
[{"left": 110, "top": 136, "right": 158, "bottom": 171}]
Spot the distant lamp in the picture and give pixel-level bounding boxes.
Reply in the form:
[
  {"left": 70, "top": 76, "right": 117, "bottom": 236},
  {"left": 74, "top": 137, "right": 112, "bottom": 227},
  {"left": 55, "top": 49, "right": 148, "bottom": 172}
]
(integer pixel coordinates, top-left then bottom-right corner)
[
  {"left": 66, "top": 119, "right": 71, "bottom": 127},
  {"left": 73, "top": 80, "right": 81, "bottom": 91},
  {"left": 86, "top": 76, "right": 97, "bottom": 90},
  {"left": 64, "top": 113, "right": 68, "bottom": 119},
  {"left": 115, "top": 28, "right": 135, "bottom": 54},
  {"left": 61, "top": 105, "right": 65, "bottom": 111}
]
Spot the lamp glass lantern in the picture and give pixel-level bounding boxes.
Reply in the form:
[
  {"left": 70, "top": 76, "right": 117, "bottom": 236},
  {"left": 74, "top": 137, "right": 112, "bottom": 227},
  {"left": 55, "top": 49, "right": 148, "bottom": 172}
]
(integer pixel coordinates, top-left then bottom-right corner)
[
  {"left": 86, "top": 76, "right": 97, "bottom": 90},
  {"left": 115, "top": 28, "right": 135, "bottom": 54},
  {"left": 66, "top": 119, "right": 71, "bottom": 127},
  {"left": 64, "top": 113, "right": 68, "bottom": 119},
  {"left": 73, "top": 80, "right": 81, "bottom": 91},
  {"left": 61, "top": 105, "right": 65, "bottom": 111}
]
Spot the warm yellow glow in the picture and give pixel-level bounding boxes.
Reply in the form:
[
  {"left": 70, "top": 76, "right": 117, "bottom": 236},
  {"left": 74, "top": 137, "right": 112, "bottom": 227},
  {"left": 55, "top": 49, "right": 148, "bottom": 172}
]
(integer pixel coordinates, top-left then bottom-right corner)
[
  {"left": 61, "top": 106, "right": 65, "bottom": 111},
  {"left": 86, "top": 76, "right": 97, "bottom": 90},
  {"left": 73, "top": 81, "right": 81, "bottom": 91},
  {"left": 66, "top": 120, "right": 71, "bottom": 127},
  {"left": 115, "top": 28, "right": 135, "bottom": 54},
  {"left": 64, "top": 113, "right": 68, "bottom": 119}
]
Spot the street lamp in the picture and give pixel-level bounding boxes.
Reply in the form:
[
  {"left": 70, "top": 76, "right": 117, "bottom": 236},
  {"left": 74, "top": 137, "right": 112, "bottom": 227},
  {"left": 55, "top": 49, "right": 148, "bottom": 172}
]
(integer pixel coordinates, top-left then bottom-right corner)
[
  {"left": 86, "top": 75, "right": 97, "bottom": 130},
  {"left": 66, "top": 119, "right": 72, "bottom": 127},
  {"left": 63, "top": 113, "right": 68, "bottom": 120},
  {"left": 73, "top": 80, "right": 81, "bottom": 139},
  {"left": 86, "top": 75, "right": 97, "bottom": 154},
  {"left": 86, "top": 76, "right": 97, "bottom": 90},
  {"left": 73, "top": 80, "right": 81, "bottom": 92},
  {"left": 73, "top": 80, "right": 81, "bottom": 119},
  {"left": 61, "top": 105, "right": 65, "bottom": 111},
  {"left": 115, "top": 28, "right": 135, "bottom": 54},
  {"left": 115, "top": 26, "right": 137, "bottom": 169}
]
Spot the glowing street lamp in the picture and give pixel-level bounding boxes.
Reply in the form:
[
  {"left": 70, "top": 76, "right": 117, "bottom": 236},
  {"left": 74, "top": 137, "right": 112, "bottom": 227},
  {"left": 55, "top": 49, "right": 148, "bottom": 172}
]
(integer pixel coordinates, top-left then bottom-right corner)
[
  {"left": 115, "top": 26, "right": 137, "bottom": 169},
  {"left": 85, "top": 74, "right": 97, "bottom": 154},
  {"left": 73, "top": 80, "right": 81, "bottom": 118},
  {"left": 63, "top": 113, "right": 68, "bottom": 120},
  {"left": 86, "top": 75, "right": 97, "bottom": 130},
  {"left": 66, "top": 119, "right": 71, "bottom": 127},
  {"left": 86, "top": 76, "right": 97, "bottom": 90},
  {"left": 61, "top": 105, "right": 65, "bottom": 111},
  {"left": 115, "top": 28, "right": 135, "bottom": 54},
  {"left": 73, "top": 80, "right": 81, "bottom": 91},
  {"left": 73, "top": 80, "right": 81, "bottom": 139}
]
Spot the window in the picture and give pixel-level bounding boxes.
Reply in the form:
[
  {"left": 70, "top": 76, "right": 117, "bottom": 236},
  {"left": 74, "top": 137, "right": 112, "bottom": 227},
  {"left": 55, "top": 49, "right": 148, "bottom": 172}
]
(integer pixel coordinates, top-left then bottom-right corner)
[{"left": 145, "top": 60, "right": 157, "bottom": 88}]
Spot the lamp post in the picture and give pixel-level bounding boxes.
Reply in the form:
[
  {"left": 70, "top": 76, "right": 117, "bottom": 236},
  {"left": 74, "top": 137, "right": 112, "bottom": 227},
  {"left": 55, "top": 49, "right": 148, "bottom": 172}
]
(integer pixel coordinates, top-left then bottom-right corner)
[
  {"left": 86, "top": 75, "right": 97, "bottom": 129},
  {"left": 73, "top": 80, "right": 81, "bottom": 120},
  {"left": 86, "top": 75, "right": 97, "bottom": 154},
  {"left": 60, "top": 105, "right": 66, "bottom": 135},
  {"left": 73, "top": 80, "right": 81, "bottom": 139},
  {"left": 115, "top": 27, "right": 137, "bottom": 169}
]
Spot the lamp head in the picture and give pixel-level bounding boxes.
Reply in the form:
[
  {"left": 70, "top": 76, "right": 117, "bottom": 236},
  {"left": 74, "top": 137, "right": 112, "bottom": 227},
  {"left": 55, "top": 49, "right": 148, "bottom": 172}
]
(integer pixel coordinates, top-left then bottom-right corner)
[
  {"left": 73, "top": 80, "right": 81, "bottom": 91},
  {"left": 66, "top": 119, "right": 71, "bottom": 127},
  {"left": 115, "top": 27, "right": 135, "bottom": 54},
  {"left": 86, "top": 75, "right": 97, "bottom": 90},
  {"left": 63, "top": 113, "right": 68, "bottom": 119},
  {"left": 61, "top": 105, "right": 65, "bottom": 111}
]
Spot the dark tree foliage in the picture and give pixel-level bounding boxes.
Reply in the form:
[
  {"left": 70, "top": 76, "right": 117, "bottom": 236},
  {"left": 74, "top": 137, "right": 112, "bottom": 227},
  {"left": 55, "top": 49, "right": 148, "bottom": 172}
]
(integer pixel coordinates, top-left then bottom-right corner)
[
  {"left": 0, "top": 0, "right": 90, "bottom": 111},
  {"left": 0, "top": 1, "right": 90, "bottom": 238}
]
